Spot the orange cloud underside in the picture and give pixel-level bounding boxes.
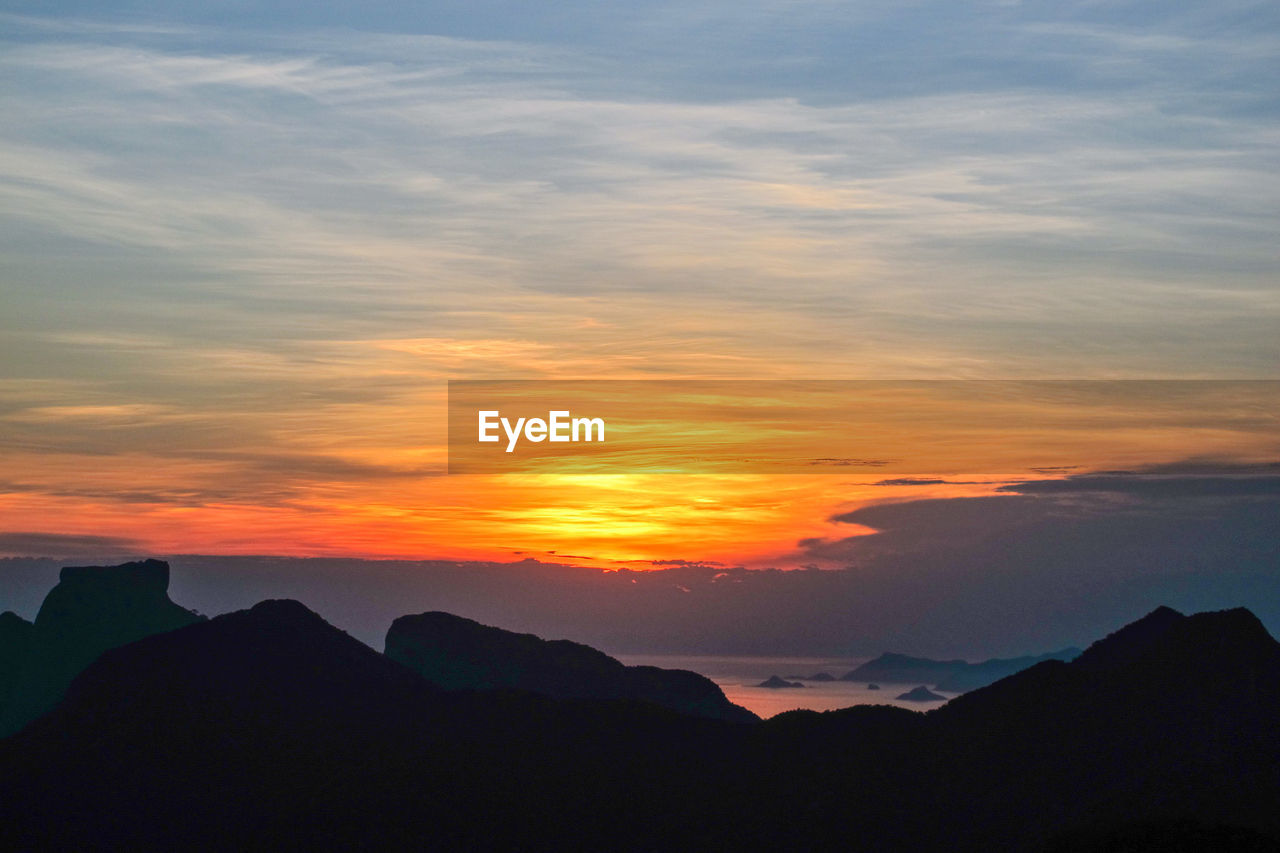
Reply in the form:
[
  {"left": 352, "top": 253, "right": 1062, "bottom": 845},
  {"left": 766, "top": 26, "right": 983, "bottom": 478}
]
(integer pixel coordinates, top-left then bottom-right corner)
[
  {"left": 3, "top": 380, "right": 1275, "bottom": 566},
  {"left": 0, "top": 472, "right": 997, "bottom": 567}
]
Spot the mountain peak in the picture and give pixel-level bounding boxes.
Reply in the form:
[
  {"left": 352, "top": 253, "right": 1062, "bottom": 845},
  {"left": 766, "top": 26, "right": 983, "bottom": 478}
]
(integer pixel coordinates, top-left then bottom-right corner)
[
  {"left": 1072, "top": 605, "right": 1186, "bottom": 671},
  {"left": 0, "top": 610, "right": 34, "bottom": 631},
  {"left": 0, "top": 611, "right": 35, "bottom": 687},
  {"left": 1, "top": 559, "right": 204, "bottom": 737},
  {"left": 245, "top": 598, "right": 330, "bottom": 625},
  {"left": 56, "top": 558, "right": 171, "bottom": 591},
  {"left": 1053, "top": 605, "right": 1280, "bottom": 694},
  {"left": 35, "top": 559, "right": 200, "bottom": 634},
  {"left": 386, "top": 610, "right": 757, "bottom": 723},
  {"left": 1169, "top": 607, "right": 1278, "bottom": 660}
]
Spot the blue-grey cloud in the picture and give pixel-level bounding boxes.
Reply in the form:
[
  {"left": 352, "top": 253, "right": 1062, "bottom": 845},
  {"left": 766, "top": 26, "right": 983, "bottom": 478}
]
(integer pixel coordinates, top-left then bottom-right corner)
[
  {"left": 0, "top": 531, "right": 145, "bottom": 558},
  {"left": 999, "top": 475, "right": 1280, "bottom": 499},
  {"left": 806, "top": 468, "right": 1280, "bottom": 653},
  {"left": 2, "top": 1, "right": 1277, "bottom": 384}
]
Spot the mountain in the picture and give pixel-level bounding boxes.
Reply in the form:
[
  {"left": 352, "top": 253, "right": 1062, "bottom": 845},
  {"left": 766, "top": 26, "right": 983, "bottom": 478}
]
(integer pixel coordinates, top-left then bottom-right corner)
[
  {"left": 921, "top": 606, "right": 1280, "bottom": 848},
  {"left": 0, "top": 612, "right": 34, "bottom": 710},
  {"left": 935, "top": 647, "right": 1083, "bottom": 691},
  {"left": 841, "top": 651, "right": 967, "bottom": 685},
  {"left": 0, "top": 559, "right": 203, "bottom": 736},
  {"left": 0, "top": 599, "right": 746, "bottom": 851},
  {"left": 385, "top": 610, "right": 757, "bottom": 723},
  {"left": 738, "top": 606, "right": 1280, "bottom": 850},
  {"left": 2, "top": 582, "right": 1279, "bottom": 851},
  {"left": 1069, "top": 604, "right": 1188, "bottom": 670},
  {"left": 841, "top": 646, "right": 1082, "bottom": 692},
  {"left": 0, "top": 599, "right": 453, "bottom": 849}
]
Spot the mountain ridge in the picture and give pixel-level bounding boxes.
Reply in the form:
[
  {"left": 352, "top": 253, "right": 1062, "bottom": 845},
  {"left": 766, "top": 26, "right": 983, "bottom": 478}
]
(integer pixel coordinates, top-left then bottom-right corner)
[
  {"left": 385, "top": 610, "right": 757, "bottom": 723},
  {"left": 0, "top": 559, "right": 203, "bottom": 736},
  {"left": 2, "top": 566, "right": 1279, "bottom": 850}
]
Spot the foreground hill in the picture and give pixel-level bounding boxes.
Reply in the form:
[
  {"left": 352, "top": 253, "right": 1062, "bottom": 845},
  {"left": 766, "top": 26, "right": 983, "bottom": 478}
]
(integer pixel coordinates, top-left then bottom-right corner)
[
  {"left": 771, "top": 606, "right": 1280, "bottom": 849},
  {"left": 0, "top": 612, "right": 33, "bottom": 695},
  {"left": 386, "top": 610, "right": 756, "bottom": 722},
  {"left": 1, "top": 564, "right": 1278, "bottom": 850},
  {"left": 0, "top": 598, "right": 742, "bottom": 850},
  {"left": 921, "top": 606, "right": 1280, "bottom": 846}
]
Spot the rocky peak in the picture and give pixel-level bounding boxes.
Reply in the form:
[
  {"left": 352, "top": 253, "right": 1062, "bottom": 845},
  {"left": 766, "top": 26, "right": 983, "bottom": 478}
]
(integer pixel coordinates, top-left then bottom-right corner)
[{"left": 1, "top": 559, "right": 204, "bottom": 737}]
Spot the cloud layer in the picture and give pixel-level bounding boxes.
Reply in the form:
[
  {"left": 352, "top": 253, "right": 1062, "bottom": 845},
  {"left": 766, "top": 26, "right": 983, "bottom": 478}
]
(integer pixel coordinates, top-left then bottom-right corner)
[{"left": 1, "top": 2, "right": 1277, "bottom": 561}]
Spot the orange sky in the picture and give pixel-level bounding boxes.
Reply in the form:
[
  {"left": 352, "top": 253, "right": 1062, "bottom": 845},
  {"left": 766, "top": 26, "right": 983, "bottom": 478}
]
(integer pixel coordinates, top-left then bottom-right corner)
[
  {"left": 3, "top": 7, "right": 1278, "bottom": 568},
  {"left": 4, "top": 380, "right": 1276, "bottom": 566}
]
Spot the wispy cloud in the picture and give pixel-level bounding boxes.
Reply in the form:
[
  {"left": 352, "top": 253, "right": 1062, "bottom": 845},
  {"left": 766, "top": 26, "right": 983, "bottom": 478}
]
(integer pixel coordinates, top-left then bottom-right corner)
[
  {"left": 1, "top": 2, "right": 1277, "bottom": 557},
  {"left": 0, "top": 531, "right": 145, "bottom": 558}
]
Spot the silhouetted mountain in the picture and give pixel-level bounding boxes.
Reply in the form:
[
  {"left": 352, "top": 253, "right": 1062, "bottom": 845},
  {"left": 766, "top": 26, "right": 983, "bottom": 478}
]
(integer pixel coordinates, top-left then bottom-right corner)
[
  {"left": 1070, "top": 604, "right": 1188, "bottom": 671},
  {"left": 0, "top": 612, "right": 33, "bottom": 710},
  {"left": 1047, "top": 819, "right": 1280, "bottom": 853},
  {"left": 921, "top": 606, "right": 1280, "bottom": 848},
  {"left": 0, "top": 598, "right": 746, "bottom": 850},
  {"left": 896, "top": 685, "right": 946, "bottom": 701},
  {"left": 842, "top": 646, "right": 1081, "bottom": 691},
  {"left": 385, "top": 610, "right": 757, "bottom": 723},
  {"left": 758, "top": 675, "right": 805, "bottom": 688},
  {"left": 842, "top": 651, "right": 966, "bottom": 684},
  {"left": 2, "top": 591, "right": 1279, "bottom": 851},
  {"left": 0, "top": 560, "right": 203, "bottom": 736},
  {"left": 935, "top": 648, "right": 1082, "bottom": 691}
]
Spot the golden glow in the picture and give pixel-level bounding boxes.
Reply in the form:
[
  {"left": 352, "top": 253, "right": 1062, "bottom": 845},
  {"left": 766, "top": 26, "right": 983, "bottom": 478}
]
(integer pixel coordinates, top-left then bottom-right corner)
[{"left": 3, "top": 377, "right": 1276, "bottom": 566}]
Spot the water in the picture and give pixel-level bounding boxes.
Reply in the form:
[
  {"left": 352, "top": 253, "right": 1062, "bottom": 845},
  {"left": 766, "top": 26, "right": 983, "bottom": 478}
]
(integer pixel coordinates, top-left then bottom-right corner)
[{"left": 615, "top": 653, "right": 956, "bottom": 719}]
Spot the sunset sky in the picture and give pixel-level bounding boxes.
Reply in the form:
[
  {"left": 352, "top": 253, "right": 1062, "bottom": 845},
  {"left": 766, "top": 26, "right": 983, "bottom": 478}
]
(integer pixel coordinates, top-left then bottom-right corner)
[{"left": 2, "top": 1, "right": 1278, "bottom": 572}]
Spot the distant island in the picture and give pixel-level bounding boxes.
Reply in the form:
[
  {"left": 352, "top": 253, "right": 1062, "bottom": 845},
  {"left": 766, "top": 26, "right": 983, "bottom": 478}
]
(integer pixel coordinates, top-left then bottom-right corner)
[
  {"left": 842, "top": 646, "right": 1082, "bottom": 692},
  {"left": 896, "top": 685, "right": 946, "bottom": 702},
  {"left": 757, "top": 675, "right": 805, "bottom": 688},
  {"left": 783, "top": 672, "right": 836, "bottom": 682}
]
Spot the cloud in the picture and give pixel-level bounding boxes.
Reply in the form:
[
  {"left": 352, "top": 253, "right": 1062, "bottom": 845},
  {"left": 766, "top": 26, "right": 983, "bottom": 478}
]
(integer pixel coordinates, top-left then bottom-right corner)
[
  {"left": 802, "top": 468, "right": 1280, "bottom": 653},
  {"left": 4, "top": 459, "right": 1278, "bottom": 657},
  {"left": 809, "top": 458, "right": 896, "bottom": 467},
  {"left": 873, "top": 477, "right": 984, "bottom": 486},
  {"left": 990, "top": 460, "right": 1280, "bottom": 500},
  {"left": 0, "top": 446, "right": 437, "bottom": 508},
  {"left": 999, "top": 475, "right": 1280, "bottom": 499},
  {"left": 0, "top": 12, "right": 195, "bottom": 37},
  {"left": 616, "top": 558, "right": 730, "bottom": 568},
  {"left": 1110, "top": 459, "right": 1280, "bottom": 476},
  {"left": 0, "top": 532, "right": 145, "bottom": 558},
  {"left": 1, "top": 4, "right": 1277, "bottom": 571},
  {"left": 3, "top": 5, "right": 1277, "bottom": 383}
]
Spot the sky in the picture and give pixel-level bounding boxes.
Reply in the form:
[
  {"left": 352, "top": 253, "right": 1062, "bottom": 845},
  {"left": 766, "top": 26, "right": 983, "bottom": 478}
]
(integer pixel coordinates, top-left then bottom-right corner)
[{"left": 1, "top": 2, "right": 1278, "bottom": 649}]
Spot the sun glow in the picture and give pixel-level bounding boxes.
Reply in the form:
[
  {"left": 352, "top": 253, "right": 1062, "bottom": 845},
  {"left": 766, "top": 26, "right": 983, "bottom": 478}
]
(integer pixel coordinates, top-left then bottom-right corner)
[{"left": 3, "top": 381, "right": 1276, "bottom": 565}]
